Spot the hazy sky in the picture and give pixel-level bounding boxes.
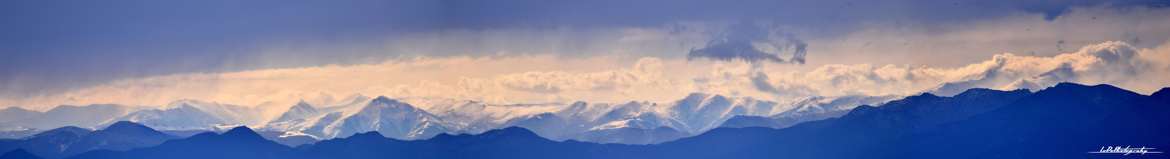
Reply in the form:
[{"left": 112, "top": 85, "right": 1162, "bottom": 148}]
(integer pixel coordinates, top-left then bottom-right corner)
[{"left": 3, "top": 0, "right": 1170, "bottom": 109}]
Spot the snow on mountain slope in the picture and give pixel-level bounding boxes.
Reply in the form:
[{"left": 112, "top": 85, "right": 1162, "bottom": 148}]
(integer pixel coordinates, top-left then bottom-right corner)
[
  {"left": 260, "top": 95, "right": 370, "bottom": 139},
  {"left": 270, "top": 101, "right": 320, "bottom": 123},
  {"left": 256, "top": 92, "right": 888, "bottom": 144},
  {"left": 498, "top": 95, "right": 787, "bottom": 144},
  {"left": 0, "top": 92, "right": 891, "bottom": 145},
  {"left": 501, "top": 101, "right": 675, "bottom": 143},
  {"left": 172, "top": 100, "right": 266, "bottom": 126},
  {"left": 666, "top": 93, "right": 780, "bottom": 134},
  {"left": 114, "top": 104, "right": 227, "bottom": 130},
  {"left": 588, "top": 101, "right": 678, "bottom": 131},
  {"left": 774, "top": 95, "right": 896, "bottom": 118},
  {"left": 331, "top": 96, "right": 451, "bottom": 139},
  {"left": 111, "top": 100, "right": 265, "bottom": 130},
  {"left": 400, "top": 98, "right": 562, "bottom": 134},
  {"left": 721, "top": 95, "right": 898, "bottom": 129}
]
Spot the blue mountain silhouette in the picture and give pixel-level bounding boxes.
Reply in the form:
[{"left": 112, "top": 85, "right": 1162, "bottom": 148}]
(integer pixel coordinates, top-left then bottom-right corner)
[
  {"left": 42, "top": 83, "right": 1170, "bottom": 159},
  {"left": 649, "top": 83, "right": 1170, "bottom": 159},
  {"left": 67, "top": 126, "right": 293, "bottom": 159},
  {"left": 0, "top": 149, "right": 42, "bottom": 159},
  {"left": 0, "top": 121, "right": 175, "bottom": 159}
]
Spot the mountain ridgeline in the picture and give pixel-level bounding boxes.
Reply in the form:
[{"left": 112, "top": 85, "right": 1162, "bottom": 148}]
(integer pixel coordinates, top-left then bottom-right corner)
[
  {"left": 0, "top": 83, "right": 1165, "bottom": 159},
  {"left": 0, "top": 121, "right": 176, "bottom": 159},
  {"left": 6, "top": 91, "right": 881, "bottom": 145}
]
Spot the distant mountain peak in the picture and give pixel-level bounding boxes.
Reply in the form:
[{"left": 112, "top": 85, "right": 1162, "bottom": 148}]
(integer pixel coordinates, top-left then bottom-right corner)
[
  {"left": 708, "top": 94, "right": 730, "bottom": 101},
  {"left": 34, "top": 126, "right": 91, "bottom": 138},
  {"left": 881, "top": 93, "right": 942, "bottom": 107},
  {"left": 1041, "top": 83, "right": 1136, "bottom": 96},
  {"left": 433, "top": 126, "right": 541, "bottom": 141},
  {"left": 909, "top": 92, "right": 940, "bottom": 99},
  {"left": 103, "top": 121, "right": 152, "bottom": 132},
  {"left": 369, "top": 96, "right": 423, "bottom": 111},
  {"left": 1048, "top": 82, "right": 1128, "bottom": 92},
  {"left": 166, "top": 99, "right": 206, "bottom": 108},
  {"left": 952, "top": 88, "right": 1030, "bottom": 98},
  {"left": 272, "top": 101, "right": 320, "bottom": 123},
  {"left": 843, "top": 105, "right": 879, "bottom": 116},
  {"left": 44, "top": 105, "right": 82, "bottom": 112},
  {"left": 292, "top": 102, "right": 314, "bottom": 109},
  {"left": 569, "top": 101, "right": 588, "bottom": 106},
  {"left": 1052, "top": 82, "right": 1090, "bottom": 88},
  {"left": 951, "top": 88, "right": 993, "bottom": 96},
  {"left": 221, "top": 126, "right": 264, "bottom": 140},
  {"left": 620, "top": 101, "right": 646, "bottom": 106},
  {"left": 372, "top": 96, "right": 395, "bottom": 103},
  {"left": 168, "top": 102, "right": 198, "bottom": 110},
  {"left": 348, "top": 131, "right": 385, "bottom": 139},
  {"left": 366, "top": 96, "right": 425, "bottom": 112},
  {"left": 481, "top": 127, "right": 541, "bottom": 138}
]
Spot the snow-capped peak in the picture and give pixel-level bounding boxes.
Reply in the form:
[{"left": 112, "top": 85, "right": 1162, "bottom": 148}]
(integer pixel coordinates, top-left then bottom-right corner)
[{"left": 270, "top": 101, "right": 320, "bottom": 123}]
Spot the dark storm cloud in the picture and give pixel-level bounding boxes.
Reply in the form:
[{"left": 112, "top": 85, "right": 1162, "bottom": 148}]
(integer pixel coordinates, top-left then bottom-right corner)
[
  {"left": 687, "top": 22, "right": 808, "bottom": 63},
  {"left": 1, "top": 0, "right": 1166, "bottom": 97},
  {"left": 438, "top": 0, "right": 1169, "bottom": 29},
  {"left": 0, "top": 0, "right": 441, "bottom": 96}
]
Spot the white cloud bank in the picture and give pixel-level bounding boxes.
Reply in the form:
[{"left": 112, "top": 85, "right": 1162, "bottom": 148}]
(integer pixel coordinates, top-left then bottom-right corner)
[
  {"left": 3, "top": 40, "right": 1168, "bottom": 111},
  {"left": 4, "top": 6, "right": 1170, "bottom": 111}
]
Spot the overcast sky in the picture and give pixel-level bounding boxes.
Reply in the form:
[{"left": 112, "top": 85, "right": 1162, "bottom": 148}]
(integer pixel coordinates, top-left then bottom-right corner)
[{"left": 3, "top": 0, "right": 1170, "bottom": 109}]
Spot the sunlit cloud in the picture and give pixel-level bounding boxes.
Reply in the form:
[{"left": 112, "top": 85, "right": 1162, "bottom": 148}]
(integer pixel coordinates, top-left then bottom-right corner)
[
  {"left": 3, "top": 6, "right": 1170, "bottom": 112},
  {"left": 4, "top": 39, "right": 1168, "bottom": 113}
]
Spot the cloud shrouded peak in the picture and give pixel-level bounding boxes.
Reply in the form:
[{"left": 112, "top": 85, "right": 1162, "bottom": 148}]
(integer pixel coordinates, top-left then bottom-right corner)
[{"left": 931, "top": 41, "right": 1170, "bottom": 95}]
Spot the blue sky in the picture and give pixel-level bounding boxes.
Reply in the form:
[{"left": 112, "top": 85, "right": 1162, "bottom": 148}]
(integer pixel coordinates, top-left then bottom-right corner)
[{"left": 3, "top": 0, "right": 1170, "bottom": 109}]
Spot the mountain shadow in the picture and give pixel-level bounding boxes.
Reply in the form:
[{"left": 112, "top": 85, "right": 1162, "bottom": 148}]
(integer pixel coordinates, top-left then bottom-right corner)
[
  {"left": 648, "top": 83, "right": 1170, "bottom": 159},
  {"left": 67, "top": 126, "right": 294, "bottom": 159},
  {"left": 47, "top": 83, "right": 1170, "bottom": 159},
  {"left": 0, "top": 121, "right": 175, "bottom": 159},
  {"left": 0, "top": 149, "right": 43, "bottom": 159}
]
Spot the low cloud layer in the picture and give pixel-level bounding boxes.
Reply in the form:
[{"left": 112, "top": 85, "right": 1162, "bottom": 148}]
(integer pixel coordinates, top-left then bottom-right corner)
[
  {"left": 743, "top": 41, "right": 1170, "bottom": 100},
  {"left": 4, "top": 41, "right": 1168, "bottom": 112},
  {"left": 931, "top": 41, "right": 1170, "bottom": 95}
]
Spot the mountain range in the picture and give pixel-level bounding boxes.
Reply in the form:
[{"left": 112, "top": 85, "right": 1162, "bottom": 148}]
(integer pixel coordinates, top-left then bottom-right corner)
[
  {"left": 1, "top": 92, "right": 884, "bottom": 145},
  {"left": 0, "top": 82, "right": 1165, "bottom": 159},
  {"left": 0, "top": 105, "right": 137, "bottom": 131},
  {"left": 0, "top": 121, "right": 176, "bottom": 159}
]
